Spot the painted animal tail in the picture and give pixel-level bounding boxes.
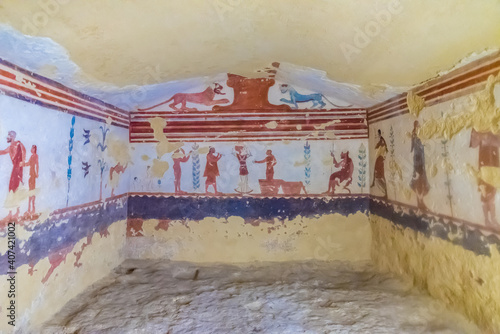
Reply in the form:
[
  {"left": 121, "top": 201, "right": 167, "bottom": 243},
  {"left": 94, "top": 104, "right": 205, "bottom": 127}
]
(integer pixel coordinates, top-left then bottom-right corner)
[
  {"left": 137, "top": 96, "right": 175, "bottom": 111},
  {"left": 321, "top": 95, "right": 353, "bottom": 108}
]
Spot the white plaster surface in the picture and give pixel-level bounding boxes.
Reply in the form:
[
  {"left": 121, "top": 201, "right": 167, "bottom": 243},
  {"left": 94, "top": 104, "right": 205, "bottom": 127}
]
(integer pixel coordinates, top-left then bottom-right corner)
[{"left": 42, "top": 260, "right": 479, "bottom": 333}]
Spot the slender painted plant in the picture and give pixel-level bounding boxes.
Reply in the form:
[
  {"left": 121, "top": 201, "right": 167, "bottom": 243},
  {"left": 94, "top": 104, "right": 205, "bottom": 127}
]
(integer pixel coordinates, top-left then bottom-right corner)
[
  {"left": 66, "top": 116, "right": 76, "bottom": 207},
  {"left": 192, "top": 143, "right": 200, "bottom": 190},
  {"left": 97, "top": 124, "right": 110, "bottom": 200},
  {"left": 357, "top": 143, "right": 367, "bottom": 192},
  {"left": 304, "top": 141, "right": 311, "bottom": 186}
]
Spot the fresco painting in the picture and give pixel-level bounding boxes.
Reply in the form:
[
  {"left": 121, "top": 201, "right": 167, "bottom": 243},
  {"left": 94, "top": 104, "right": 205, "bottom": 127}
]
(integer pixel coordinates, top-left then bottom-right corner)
[
  {"left": 0, "top": 58, "right": 130, "bottom": 332},
  {"left": 367, "top": 54, "right": 500, "bottom": 249},
  {"left": 0, "top": 26, "right": 499, "bottom": 333},
  {"left": 130, "top": 72, "right": 369, "bottom": 197}
]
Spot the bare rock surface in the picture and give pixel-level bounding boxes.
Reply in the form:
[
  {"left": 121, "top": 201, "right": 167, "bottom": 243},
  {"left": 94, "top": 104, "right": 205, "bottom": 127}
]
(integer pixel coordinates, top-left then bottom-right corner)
[{"left": 42, "top": 260, "right": 480, "bottom": 334}]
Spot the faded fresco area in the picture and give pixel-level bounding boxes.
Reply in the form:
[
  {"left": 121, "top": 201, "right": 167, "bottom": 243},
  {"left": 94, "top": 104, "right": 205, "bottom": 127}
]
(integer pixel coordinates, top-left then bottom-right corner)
[
  {"left": 0, "top": 58, "right": 130, "bottom": 332},
  {"left": 367, "top": 53, "right": 500, "bottom": 333},
  {"left": 368, "top": 69, "right": 500, "bottom": 236},
  {"left": 1, "top": 19, "right": 499, "bottom": 333}
]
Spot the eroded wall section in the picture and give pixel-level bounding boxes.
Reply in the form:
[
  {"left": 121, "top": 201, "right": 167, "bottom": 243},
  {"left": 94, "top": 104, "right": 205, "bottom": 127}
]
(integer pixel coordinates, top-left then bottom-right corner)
[{"left": 367, "top": 51, "right": 500, "bottom": 332}]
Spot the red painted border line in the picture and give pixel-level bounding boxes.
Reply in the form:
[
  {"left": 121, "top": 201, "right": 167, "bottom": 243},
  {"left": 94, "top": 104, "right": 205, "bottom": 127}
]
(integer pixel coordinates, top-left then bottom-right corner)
[
  {"left": 368, "top": 53, "right": 500, "bottom": 116},
  {"left": 130, "top": 118, "right": 366, "bottom": 126},
  {"left": 130, "top": 136, "right": 368, "bottom": 142},
  {"left": 368, "top": 67, "right": 500, "bottom": 120},
  {"left": 0, "top": 67, "right": 129, "bottom": 122},
  {"left": 368, "top": 82, "right": 485, "bottom": 124},
  {"left": 0, "top": 57, "right": 129, "bottom": 117},
  {"left": 131, "top": 108, "right": 365, "bottom": 115},
  {"left": 130, "top": 126, "right": 367, "bottom": 135},
  {"left": 0, "top": 79, "right": 129, "bottom": 126}
]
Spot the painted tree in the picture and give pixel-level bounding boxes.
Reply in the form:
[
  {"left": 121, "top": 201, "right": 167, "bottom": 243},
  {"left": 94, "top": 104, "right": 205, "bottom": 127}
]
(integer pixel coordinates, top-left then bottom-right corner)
[
  {"left": 304, "top": 141, "right": 311, "bottom": 186},
  {"left": 357, "top": 143, "right": 367, "bottom": 192},
  {"left": 97, "top": 124, "right": 110, "bottom": 200},
  {"left": 66, "top": 116, "right": 76, "bottom": 207},
  {"left": 192, "top": 143, "right": 200, "bottom": 190}
]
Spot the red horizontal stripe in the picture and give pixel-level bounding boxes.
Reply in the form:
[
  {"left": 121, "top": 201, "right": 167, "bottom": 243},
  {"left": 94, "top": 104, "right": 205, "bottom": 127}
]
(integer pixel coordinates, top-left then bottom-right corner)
[
  {"left": 131, "top": 136, "right": 368, "bottom": 143},
  {"left": 0, "top": 78, "right": 128, "bottom": 125},
  {"left": 0, "top": 58, "right": 129, "bottom": 116},
  {"left": 130, "top": 125, "right": 368, "bottom": 135},
  {"left": 130, "top": 118, "right": 366, "bottom": 127},
  {"left": 131, "top": 130, "right": 367, "bottom": 139},
  {"left": 0, "top": 68, "right": 129, "bottom": 122},
  {"left": 131, "top": 109, "right": 366, "bottom": 115},
  {"left": 368, "top": 61, "right": 500, "bottom": 119}
]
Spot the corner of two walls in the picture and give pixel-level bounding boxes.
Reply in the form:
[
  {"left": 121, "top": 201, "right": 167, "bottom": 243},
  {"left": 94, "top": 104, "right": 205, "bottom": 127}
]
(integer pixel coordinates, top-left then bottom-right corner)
[
  {"left": 125, "top": 74, "right": 372, "bottom": 264},
  {"left": 366, "top": 51, "right": 500, "bottom": 332},
  {"left": 0, "top": 59, "right": 130, "bottom": 332}
]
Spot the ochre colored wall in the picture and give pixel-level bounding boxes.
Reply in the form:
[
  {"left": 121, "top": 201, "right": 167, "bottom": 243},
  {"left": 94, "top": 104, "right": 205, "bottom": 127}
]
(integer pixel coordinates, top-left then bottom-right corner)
[
  {"left": 371, "top": 215, "right": 500, "bottom": 333},
  {"left": 126, "top": 213, "right": 371, "bottom": 263},
  {"left": 1, "top": 221, "right": 126, "bottom": 332}
]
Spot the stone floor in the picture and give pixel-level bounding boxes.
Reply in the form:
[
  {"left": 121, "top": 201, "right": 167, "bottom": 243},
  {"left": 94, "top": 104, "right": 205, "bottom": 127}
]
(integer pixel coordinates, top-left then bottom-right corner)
[{"left": 43, "top": 260, "right": 480, "bottom": 334}]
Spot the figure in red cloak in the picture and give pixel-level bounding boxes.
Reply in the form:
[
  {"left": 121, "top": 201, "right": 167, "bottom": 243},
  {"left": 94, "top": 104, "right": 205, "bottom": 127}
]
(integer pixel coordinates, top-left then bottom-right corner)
[
  {"left": 255, "top": 150, "right": 277, "bottom": 181},
  {"left": 204, "top": 147, "right": 222, "bottom": 195},
  {"left": 172, "top": 148, "right": 191, "bottom": 194},
  {"left": 324, "top": 151, "right": 354, "bottom": 194},
  {"left": 0, "top": 131, "right": 26, "bottom": 218}
]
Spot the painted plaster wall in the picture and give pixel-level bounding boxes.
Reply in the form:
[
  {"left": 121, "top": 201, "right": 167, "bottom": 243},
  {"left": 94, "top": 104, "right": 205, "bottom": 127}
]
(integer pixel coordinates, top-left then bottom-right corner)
[
  {"left": 126, "top": 72, "right": 371, "bottom": 263},
  {"left": 0, "top": 67, "right": 131, "bottom": 331},
  {"left": 371, "top": 215, "right": 500, "bottom": 333},
  {"left": 126, "top": 213, "right": 371, "bottom": 263},
  {"left": 130, "top": 140, "right": 368, "bottom": 196},
  {"left": 1, "top": 220, "right": 127, "bottom": 332},
  {"left": 367, "top": 54, "right": 500, "bottom": 332}
]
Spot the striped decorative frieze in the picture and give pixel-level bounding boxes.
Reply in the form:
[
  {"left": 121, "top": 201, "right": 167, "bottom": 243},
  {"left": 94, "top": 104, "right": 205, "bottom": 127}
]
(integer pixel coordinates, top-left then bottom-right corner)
[
  {"left": 367, "top": 51, "right": 500, "bottom": 124},
  {"left": 0, "top": 58, "right": 129, "bottom": 128},
  {"left": 130, "top": 108, "right": 368, "bottom": 142}
]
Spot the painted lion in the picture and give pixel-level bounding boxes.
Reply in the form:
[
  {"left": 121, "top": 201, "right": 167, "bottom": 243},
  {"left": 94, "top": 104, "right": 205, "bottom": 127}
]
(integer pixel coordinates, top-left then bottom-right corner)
[{"left": 138, "top": 83, "right": 230, "bottom": 112}]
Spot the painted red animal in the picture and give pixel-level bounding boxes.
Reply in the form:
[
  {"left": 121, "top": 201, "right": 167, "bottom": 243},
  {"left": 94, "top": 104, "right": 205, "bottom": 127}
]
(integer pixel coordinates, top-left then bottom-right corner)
[{"left": 138, "top": 83, "right": 230, "bottom": 112}]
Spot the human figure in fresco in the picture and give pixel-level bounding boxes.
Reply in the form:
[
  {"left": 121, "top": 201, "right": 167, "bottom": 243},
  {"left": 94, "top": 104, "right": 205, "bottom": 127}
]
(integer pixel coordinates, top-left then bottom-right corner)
[
  {"left": 370, "top": 129, "right": 388, "bottom": 198},
  {"left": 254, "top": 150, "right": 277, "bottom": 181},
  {"left": 0, "top": 131, "right": 26, "bottom": 218},
  {"left": 410, "top": 121, "right": 430, "bottom": 210},
  {"left": 470, "top": 128, "right": 500, "bottom": 228},
  {"left": 172, "top": 148, "right": 191, "bottom": 194},
  {"left": 233, "top": 145, "right": 253, "bottom": 194},
  {"left": 323, "top": 151, "right": 354, "bottom": 194},
  {"left": 204, "top": 147, "right": 222, "bottom": 195},
  {"left": 22, "top": 145, "right": 39, "bottom": 216}
]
